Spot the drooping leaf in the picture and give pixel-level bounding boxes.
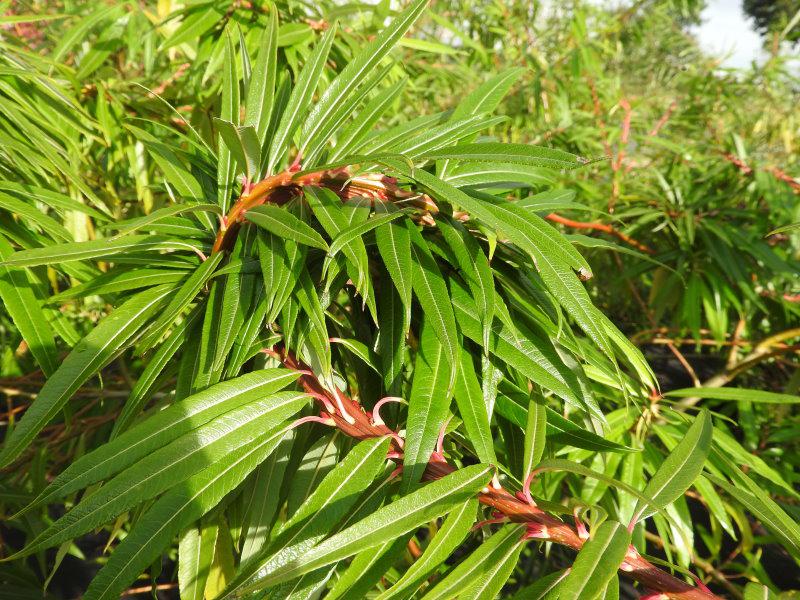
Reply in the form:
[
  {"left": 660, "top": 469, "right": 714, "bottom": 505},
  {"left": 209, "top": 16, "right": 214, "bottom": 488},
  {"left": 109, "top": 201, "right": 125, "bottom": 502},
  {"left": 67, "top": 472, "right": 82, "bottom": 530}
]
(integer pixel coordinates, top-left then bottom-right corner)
[
  {"left": 230, "top": 464, "right": 492, "bottom": 593},
  {"left": 422, "top": 524, "right": 525, "bottom": 600},
  {"left": 0, "top": 236, "right": 58, "bottom": 376},
  {"left": 246, "top": 205, "right": 329, "bottom": 251},
  {"left": 632, "top": 410, "right": 713, "bottom": 522},
  {"left": 558, "top": 521, "right": 631, "bottom": 600},
  {"left": 0, "top": 285, "right": 175, "bottom": 468},
  {"left": 403, "top": 321, "right": 456, "bottom": 491},
  {"left": 376, "top": 499, "right": 478, "bottom": 600},
  {"left": 82, "top": 425, "right": 296, "bottom": 600},
  {"left": 18, "top": 369, "right": 299, "bottom": 515}
]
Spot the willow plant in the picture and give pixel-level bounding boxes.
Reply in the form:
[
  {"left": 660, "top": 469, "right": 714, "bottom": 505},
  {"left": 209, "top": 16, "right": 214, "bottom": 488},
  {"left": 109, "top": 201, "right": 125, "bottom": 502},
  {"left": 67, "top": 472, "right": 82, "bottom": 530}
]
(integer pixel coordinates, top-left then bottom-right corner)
[{"left": 0, "top": 1, "right": 798, "bottom": 599}]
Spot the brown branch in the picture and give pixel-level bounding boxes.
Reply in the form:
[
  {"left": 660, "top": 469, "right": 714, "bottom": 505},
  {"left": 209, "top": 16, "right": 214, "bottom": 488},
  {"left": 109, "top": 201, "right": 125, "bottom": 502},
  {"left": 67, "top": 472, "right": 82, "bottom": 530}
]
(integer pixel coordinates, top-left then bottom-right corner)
[
  {"left": 545, "top": 213, "right": 654, "bottom": 254},
  {"left": 211, "top": 167, "right": 436, "bottom": 254},
  {"left": 277, "top": 348, "right": 720, "bottom": 600}
]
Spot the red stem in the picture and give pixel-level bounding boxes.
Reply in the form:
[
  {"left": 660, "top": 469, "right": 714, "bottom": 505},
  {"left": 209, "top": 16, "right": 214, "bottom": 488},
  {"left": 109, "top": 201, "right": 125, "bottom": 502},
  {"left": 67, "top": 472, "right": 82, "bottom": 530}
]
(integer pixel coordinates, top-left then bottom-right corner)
[
  {"left": 545, "top": 213, "right": 654, "bottom": 254},
  {"left": 278, "top": 348, "right": 721, "bottom": 600}
]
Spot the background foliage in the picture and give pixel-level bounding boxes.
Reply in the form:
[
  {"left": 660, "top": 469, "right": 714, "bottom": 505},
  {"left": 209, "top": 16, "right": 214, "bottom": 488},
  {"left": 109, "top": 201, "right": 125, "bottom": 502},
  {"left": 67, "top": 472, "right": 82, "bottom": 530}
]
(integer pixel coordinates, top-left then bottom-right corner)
[{"left": 0, "top": 1, "right": 798, "bottom": 599}]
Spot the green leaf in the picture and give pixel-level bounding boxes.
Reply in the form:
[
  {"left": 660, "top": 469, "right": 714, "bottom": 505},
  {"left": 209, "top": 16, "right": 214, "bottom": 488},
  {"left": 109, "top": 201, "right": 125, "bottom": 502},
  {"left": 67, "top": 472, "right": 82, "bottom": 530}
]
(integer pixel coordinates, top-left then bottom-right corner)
[
  {"left": 423, "top": 142, "right": 586, "bottom": 169},
  {"left": 113, "top": 305, "right": 205, "bottom": 437},
  {"left": 407, "top": 221, "right": 458, "bottom": 385},
  {"left": 450, "top": 279, "right": 593, "bottom": 417},
  {"left": 707, "top": 467, "right": 800, "bottom": 560},
  {"left": 523, "top": 395, "right": 547, "bottom": 482},
  {"left": 328, "top": 77, "right": 407, "bottom": 163},
  {"left": 246, "top": 205, "right": 329, "bottom": 251},
  {"left": 0, "top": 191, "right": 72, "bottom": 242},
  {"left": 232, "top": 464, "right": 492, "bottom": 593},
  {"left": 376, "top": 499, "right": 478, "bottom": 600},
  {"left": 767, "top": 221, "right": 800, "bottom": 236},
  {"left": 508, "top": 570, "right": 570, "bottom": 600},
  {"left": 111, "top": 203, "right": 221, "bottom": 238},
  {"left": 453, "top": 349, "right": 496, "bottom": 465},
  {"left": 160, "top": 4, "right": 224, "bottom": 51},
  {"left": 422, "top": 524, "right": 525, "bottom": 600},
  {"left": 244, "top": 5, "right": 278, "bottom": 147},
  {"left": 218, "top": 29, "right": 241, "bottom": 212},
  {"left": 0, "top": 285, "right": 174, "bottom": 468},
  {"left": 0, "top": 236, "right": 58, "bottom": 376},
  {"left": 328, "top": 209, "right": 406, "bottom": 259},
  {"left": 558, "top": 521, "right": 631, "bottom": 600},
  {"left": 214, "top": 119, "right": 261, "bottom": 182},
  {"left": 459, "top": 532, "right": 524, "bottom": 600},
  {"left": 743, "top": 582, "right": 780, "bottom": 599},
  {"left": 225, "top": 437, "right": 392, "bottom": 596},
  {"left": 403, "top": 321, "right": 456, "bottom": 491},
  {"left": 299, "top": 0, "right": 427, "bottom": 158},
  {"left": 83, "top": 425, "right": 295, "bottom": 600},
  {"left": 632, "top": 410, "right": 713, "bottom": 522},
  {"left": 438, "top": 218, "right": 494, "bottom": 350},
  {"left": 0, "top": 235, "right": 204, "bottom": 268},
  {"left": 666, "top": 387, "right": 800, "bottom": 404},
  {"left": 18, "top": 392, "right": 309, "bottom": 556},
  {"left": 136, "top": 252, "right": 224, "bottom": 352},
  {"left": 266, "top": 24, "right": 337, "bottom": 174},
  {"left": 19, "top": 369, "right": 300, "bottom": 515},
  {"left": 178, "top": 522, "right": 218, "bottom": 600},
  {"left": 375, "top": 216, "right": 413, "bottom": 319},
  {"left": 239, "top": 430, "right": 296, "bottom": 563},
  {"left": 257, "top": 229, "right": 306, "bottom": 323}
]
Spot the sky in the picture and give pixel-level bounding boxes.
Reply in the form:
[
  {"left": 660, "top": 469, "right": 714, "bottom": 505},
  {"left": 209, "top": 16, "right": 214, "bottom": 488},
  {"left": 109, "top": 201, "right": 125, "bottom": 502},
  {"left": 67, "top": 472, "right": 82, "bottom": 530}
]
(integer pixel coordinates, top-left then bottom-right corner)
[{"left": 691, "top": 0, "right": 767, "bottom": 68}]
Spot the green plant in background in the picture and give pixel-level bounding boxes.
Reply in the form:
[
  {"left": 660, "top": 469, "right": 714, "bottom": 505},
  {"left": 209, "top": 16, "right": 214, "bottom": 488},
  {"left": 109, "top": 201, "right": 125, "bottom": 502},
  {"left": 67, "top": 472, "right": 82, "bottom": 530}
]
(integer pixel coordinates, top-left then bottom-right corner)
[{"left": 0, "top": 1, "right": 798, "bottom": 599}]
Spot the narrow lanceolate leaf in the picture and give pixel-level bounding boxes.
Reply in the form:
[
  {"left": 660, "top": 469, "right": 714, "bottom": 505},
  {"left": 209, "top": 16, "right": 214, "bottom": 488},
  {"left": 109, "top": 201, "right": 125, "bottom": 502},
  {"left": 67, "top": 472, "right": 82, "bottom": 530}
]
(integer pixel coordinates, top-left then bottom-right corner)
[
  {"left": 407, "top": 221, "right": 458, "bottom": 384},
  {"left": 214, "top": 119, "right": 261, "bottom": 181},
  {"left": 111, "top": 203, "right": 221, "bottom": 238},
  {"left": 246, "top": 205, "right": 329, "bottom": 251},
  {"left": 375, "top": 217, "right": 413, "bottom": 318},
  {"left": 422, "top": 525, "right": 525, "bottom": 600},
  {"left": 328, "top": 209, "right": 406, "bottom": 259},
  {"left": 113, "top": 304, "right": 204, "bottom": 437},
  {"left": 83, "top": 425, "right": 295, "bottom": 600},
  {"left": 137, "top": 252, "right": 224, "bottom": 352},
  {"left": 328, "top": 77, "right": 407, "bottom": 162},
  {"left": 403, "top": 322, "right": 456, "bottom": 491},
  {"left": 743, "top": 582, "right": 779, "bottom": 600},
  {"left": 244, "top": 5, "right": 278, "bottom": 147},
  {"left": 18, "top": 393, "right": 308, "bottom": 556},
  {"left": 558, "top": 521, "right": 631, "bottom": 600},
  {"left": 218, "top": 29, "right": 240, "bottom": 212},
  {"left": 376, "top": 500, "right": 478, "bottom": 600},
  {"left": 225, "top": 437, "right": 392, "bottom": 597},
  {"left": 239, "top": 431, "right": 295, "bottom": 563},
  {"left": 453, "top": 349, "right": 496, "bottom": 465},
  {"left": 0, "top": 235, "right": 201, "bottom": 268},
  {"left": 666, "top": 387, "right": 800, "bottom": 404},
  {"left": 396, "top": 169, "right": 616, "bottom": 364},
  {"left": 0, "top": 236, "right": 58, "bottom": 376},
  {"left": 257, "top": 230, "right": 306, "bottom": 322},
  {"left": 233, "top": 464, "right": 493, "bottom": 593},
  {"left": 459, "top": 531, "right": 524, "bottom": 600},
  {"left": 450, "top": 279, "right": 590, "bottom": 415},
  {"left": 178, "top": 522, "right": 218, "bottom": 600},
  {"left": 0, "top": 285, "right": 173, "bottom": 468},
  {"left": 423, "top": 142, "right": 586, "bottom": 170},
  {"left": 438, "top": 218, "right": 494, "bottom": 349},
  {"left": 266, "top": 24, "right": 337, "bottom": 174},
  {"left": 523, "top": 395, "right": 547, "bottom": 482},
  {"left": 632, "top": 410, "right": 713, "bottom": 523},
  {"left": 18, "top": 369, "right": 299, "bottom": 515},
  {"left": 298, "top": 0, "right": 428, "bottom": 157}
]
